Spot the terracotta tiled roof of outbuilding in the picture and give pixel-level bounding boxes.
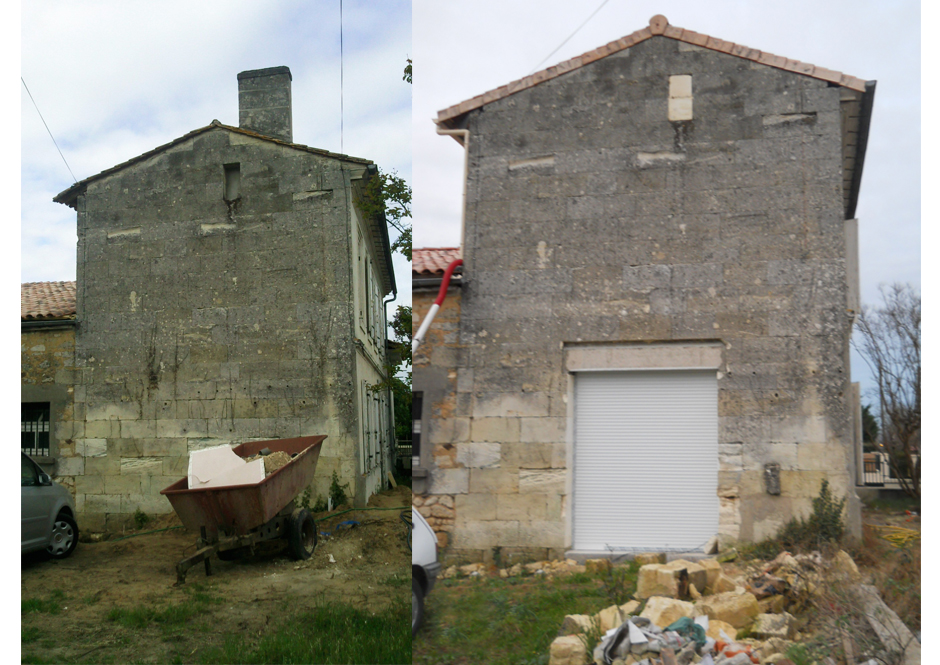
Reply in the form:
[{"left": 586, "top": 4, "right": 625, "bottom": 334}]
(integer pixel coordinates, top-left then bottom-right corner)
[
  {"left": 22, "top": 281, "right": 77, "bottom": 321},
  {"left": 413, "top": 248, "right": 461, "bottom": 276},
  {"left": 437, "top": 14, "right": 867, "bottom": 126}
]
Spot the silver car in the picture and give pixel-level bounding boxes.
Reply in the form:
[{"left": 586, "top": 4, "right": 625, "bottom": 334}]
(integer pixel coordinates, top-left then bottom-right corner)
[{"left": 21, "top": 452, "right": 79, "bottom": 559}]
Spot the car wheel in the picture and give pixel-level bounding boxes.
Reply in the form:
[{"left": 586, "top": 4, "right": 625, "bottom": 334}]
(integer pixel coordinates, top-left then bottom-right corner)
[
  {"left": 47, "top": 513, "right": 78, "bottom": 559},
  {"left": 412, "top": 577, "right": 424, "bottom": 638},
  {"left": 288, "top": 508, "right": 317, "bottom": 560}
]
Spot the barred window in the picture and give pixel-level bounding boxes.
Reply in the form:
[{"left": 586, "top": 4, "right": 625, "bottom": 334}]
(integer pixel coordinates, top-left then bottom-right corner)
[{"left": 22, "top": 403, "right": 50, "bottom": 457}]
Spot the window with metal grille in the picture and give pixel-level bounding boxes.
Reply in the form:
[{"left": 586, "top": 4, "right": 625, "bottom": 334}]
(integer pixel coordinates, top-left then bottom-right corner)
[{"left": 22, "top": 403, "right": 51, "bottom": 456}]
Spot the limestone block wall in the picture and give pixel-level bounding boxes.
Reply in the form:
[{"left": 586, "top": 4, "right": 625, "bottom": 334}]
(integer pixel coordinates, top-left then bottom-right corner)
[
  {"left": 21, "top": 327, "right": 79, "bottom": 493},
  {"left": 422, "top": 35, "right": 860, "bottom": 558},
  {"left": 67, "top": 128, "right": 364, "bottom": 532}
]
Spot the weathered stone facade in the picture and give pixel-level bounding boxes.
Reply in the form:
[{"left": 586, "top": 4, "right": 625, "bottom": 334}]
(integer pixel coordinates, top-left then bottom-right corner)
[
  {"left": 412, "top": 248, "right": 464, "bottom": 549},
  {"left": 44, "top": 67, "right": 397, "bottom": 532},
  {"left": 422, "top": 17, "right": 870, "bottom": 559},
  {"left": 21, "top": 321, "right": 77, "bottom": 488}
]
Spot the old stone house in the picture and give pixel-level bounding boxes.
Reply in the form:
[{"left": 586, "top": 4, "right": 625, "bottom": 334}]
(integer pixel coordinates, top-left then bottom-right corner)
[
  {"left": 22, "top": 282, "right": 78, "bottom": 486},
  {"left": 416, "top": 16, "right": 872, "bottom": 561},
  {"left": 23, "top": 66, "right": 398, "bottom": 532}
]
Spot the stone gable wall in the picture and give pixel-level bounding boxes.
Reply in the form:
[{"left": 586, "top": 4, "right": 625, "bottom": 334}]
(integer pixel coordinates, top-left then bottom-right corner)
[
  {"left": 68, "top": 129, "right": 363, "bottom": 531},
  {"left": 423, "top": 36, "right": 859, "bottom": 559}
]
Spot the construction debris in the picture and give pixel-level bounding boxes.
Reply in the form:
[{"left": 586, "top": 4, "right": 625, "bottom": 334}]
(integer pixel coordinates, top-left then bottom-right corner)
[{"left": 543, "top": 549, "right": 916, "bottom": 665}]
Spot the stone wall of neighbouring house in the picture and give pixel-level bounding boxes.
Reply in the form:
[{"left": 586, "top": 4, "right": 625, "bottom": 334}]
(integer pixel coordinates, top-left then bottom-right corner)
[
  {"left": 68, "top": 129, "right": 364, "bottom": 532},
  {"left": 412, "top": 281, "right": 464, "bottom": 542},
  {"left": 22, "top": 327, "right": 78, "bottom": 491},
  {"left": 424, "top": 36, "right": 860, "bottom": 559}
]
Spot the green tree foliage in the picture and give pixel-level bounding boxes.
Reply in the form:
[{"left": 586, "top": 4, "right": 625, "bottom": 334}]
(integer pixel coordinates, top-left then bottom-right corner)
[{"left": 357, "top": 168, "right": 411, "bottom": 261}]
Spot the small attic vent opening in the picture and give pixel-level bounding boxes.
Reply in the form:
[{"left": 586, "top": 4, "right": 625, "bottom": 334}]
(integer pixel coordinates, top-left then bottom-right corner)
[{"left": 224, "top": 163, "right": 241, "bottom": 201}]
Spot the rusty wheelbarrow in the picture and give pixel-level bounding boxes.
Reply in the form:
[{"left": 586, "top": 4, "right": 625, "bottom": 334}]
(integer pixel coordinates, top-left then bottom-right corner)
[{"left": 161, "top": 435, "right": 325, "bottom": 584}]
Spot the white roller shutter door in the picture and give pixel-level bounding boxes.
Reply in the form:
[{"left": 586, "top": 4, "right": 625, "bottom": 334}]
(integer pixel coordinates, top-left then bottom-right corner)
[{"left": 573, "top": 369, "right": 718, "bottom": 552}]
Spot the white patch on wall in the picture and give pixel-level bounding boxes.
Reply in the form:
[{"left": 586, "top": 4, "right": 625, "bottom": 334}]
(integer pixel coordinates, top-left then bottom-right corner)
[
  {"left": 537, "top": 241, "right": 553, "bottom": 269},
  {"left": 508, "top": 155, "right": 555, "bottom": 171},
  {"left": 107, "top": 227, "right": 141, "bottom": 239},
  {"left": 668, "top": 74, "right": 693, "bottom": 121},
  {"left": 129, "top": 291, "right": 140, "bottom": 312}
]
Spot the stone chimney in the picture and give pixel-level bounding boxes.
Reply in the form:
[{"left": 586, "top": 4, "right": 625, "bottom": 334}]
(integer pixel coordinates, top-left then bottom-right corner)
[{"left": 237, "top": 66, "right": 293, "bottom": 143}]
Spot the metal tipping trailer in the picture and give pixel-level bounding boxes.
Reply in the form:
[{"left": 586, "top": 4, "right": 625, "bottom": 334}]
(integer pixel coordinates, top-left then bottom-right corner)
[{"left": 161, "top": 435, "right": 325, "bottom": 584}]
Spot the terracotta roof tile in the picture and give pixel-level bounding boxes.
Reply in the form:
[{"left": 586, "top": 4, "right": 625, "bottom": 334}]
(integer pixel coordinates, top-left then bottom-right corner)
[
  {"left": 22, "top": 281, "right": 77, "bottom": 321},
  {"left": 436, "top": 14, "right": 868, "bottom": 126},
  {"left": 413, "top": 248, "right": 461, "bottom": 276}
]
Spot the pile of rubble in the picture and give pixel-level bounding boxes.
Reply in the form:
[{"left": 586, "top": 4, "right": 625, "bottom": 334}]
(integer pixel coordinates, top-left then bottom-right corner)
[{"left": 548, "top": 550, "right": 919, "bottom": 665}]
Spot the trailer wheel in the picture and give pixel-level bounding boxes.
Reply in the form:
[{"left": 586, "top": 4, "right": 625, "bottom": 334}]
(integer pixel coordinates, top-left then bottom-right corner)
[{"left": 288, "top": 508, "right": 317, "bottom": 560}]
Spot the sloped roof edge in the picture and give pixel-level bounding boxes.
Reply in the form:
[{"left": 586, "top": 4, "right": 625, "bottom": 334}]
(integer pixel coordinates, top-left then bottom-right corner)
[
  {"left": 53, "top": 121, "right": 373, "bottom": 209},
  {"left": 413, "top": 247, "right": 462, "bottom": 276},
  {"left": 22, "top": 281, "right": 77, "bottom": 321},
  {"left": 436, "top": 14, "right": 868, "bottom": 128}
]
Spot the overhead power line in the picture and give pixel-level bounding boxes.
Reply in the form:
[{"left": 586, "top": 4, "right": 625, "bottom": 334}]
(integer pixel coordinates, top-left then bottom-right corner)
[
  {"left": 529, "top": 0, "right": 613, "bottom": 75},
  {"left": 21, "top": 77, "right": 77, "bottom": 183}
]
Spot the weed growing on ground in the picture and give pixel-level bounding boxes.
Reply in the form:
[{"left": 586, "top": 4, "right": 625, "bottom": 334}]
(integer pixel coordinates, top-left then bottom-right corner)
[
  {"left": 414, "top": 569, "right": 611, "bottom": 665},
  {"left": 197, "top": 600, "right": 410, "bottom": 664},
  {"left": 577, "top": 616, "right": 603, "bottom": 662},
  {"left": 744, "top": 479, "right": 846, "bottom": 558},
  {"left": 329, "top": 470, "right": 350, "bottom": 508},
  {"left": 312, "top": 493, "right": 328, "bottom": 512},
  {"left": 133, "top": 507, "right": 150, "bottom": 530},
  {"left": 21, "top": 625, "right": 42, "bottom": 643},
  {"left": 599, "top": 559, "right": 640, "bottom": 606},
  {"left": 22, "top": 596, "right": 62, "bottom": 615},
  {"left": 847, "top": 524, "right": 921, "bottom": 632}
]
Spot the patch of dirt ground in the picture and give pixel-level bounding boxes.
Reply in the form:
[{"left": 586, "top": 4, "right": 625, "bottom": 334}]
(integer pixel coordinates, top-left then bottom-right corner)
[{"left": 21, "top": 485, "right": 412, "bottom": 664}]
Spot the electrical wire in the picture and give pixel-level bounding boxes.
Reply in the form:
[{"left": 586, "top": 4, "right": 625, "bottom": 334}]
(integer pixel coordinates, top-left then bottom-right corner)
[
  {"left": 529, "top": 0, "right": 613, "bottom": 75},
  {"left": 340, "top": 0, "right": 344, "bottom": 155},
  {"left": 21, "top": 77, "right": 77, "bottom": 183}
]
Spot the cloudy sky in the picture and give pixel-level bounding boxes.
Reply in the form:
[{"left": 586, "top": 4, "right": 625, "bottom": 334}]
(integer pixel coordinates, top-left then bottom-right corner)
[
  {"left": 21, "top": 0, "right": 412, "bottom": 310},
  {"left": 413, "top": 0, "right": 923, "bottom": 399}
]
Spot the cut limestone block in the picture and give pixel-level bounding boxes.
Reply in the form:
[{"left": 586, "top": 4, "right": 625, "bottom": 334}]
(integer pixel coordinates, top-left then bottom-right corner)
[
  {"left": 619, "top": 600, "right": 640, "bottom": 616},
  {"left": 640, "top": 596, "right": 694, "bottom": 629},
  {"left": 548, "top": 635, "right": 587, "bottom": 665},
  {"left": 596, "top": 605, "right": 626, "bottom": 633},
  {"left": 753, "top": 612, "right": 795, "bottom": 640},
  {"left": 711, "top": 574, "right": 738, "bottom": 594},
  {"left": 698, "top": 558, "right": 723, "bottom": 592},
  {"left": 635, "top": 560, "right": 707, "bottom": 599},
  {"left": 559, "top": 614, "right": 594, "bottom": 636},
  {"left": 695, "top": 591, "right": 760, "bottom": 629},
  {"left": 585, "top": 558, "right": 612, "bottom": 575},
  {"left": 759, "top": 594, "right": 786, "bottom": 614},
  {"left": 830, "top": 550, "right": 861, "bottom": 581},
  {"left": 634, "top": 552, "right": 666, "bottom": 565},
  {"left": 705, "top": 619, "right": 737, "bottom": 641}
]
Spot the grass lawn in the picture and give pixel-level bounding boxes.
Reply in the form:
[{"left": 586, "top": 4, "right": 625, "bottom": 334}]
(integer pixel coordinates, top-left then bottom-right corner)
[{"left": 413, "top": 567, "right": 640, "bottom": 665}]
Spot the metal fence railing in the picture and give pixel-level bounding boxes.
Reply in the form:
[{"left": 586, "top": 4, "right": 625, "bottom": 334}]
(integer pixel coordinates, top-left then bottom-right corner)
[{"left": 861, "top": 451, "right": 919, "bottom": 488}]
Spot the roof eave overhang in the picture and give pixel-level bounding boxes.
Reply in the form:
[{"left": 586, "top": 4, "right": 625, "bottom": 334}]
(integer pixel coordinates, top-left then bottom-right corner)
[
  {"left": 53, "top": 122, "right": 374, "bottom": 210},
  {"left": 846, "top": 80, "right": 877, "bottom": 220},
  {"left": 436, "top": 17, "right": 869, "bottom": 132},
  {"left": 21, "top": 318, "right": 78, "bottom": 331}
]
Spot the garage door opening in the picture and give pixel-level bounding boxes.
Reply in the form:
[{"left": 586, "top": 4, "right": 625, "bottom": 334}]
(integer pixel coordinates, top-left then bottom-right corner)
[{"left": 572, "top": 369, "right": 718, "bottom": 553}]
